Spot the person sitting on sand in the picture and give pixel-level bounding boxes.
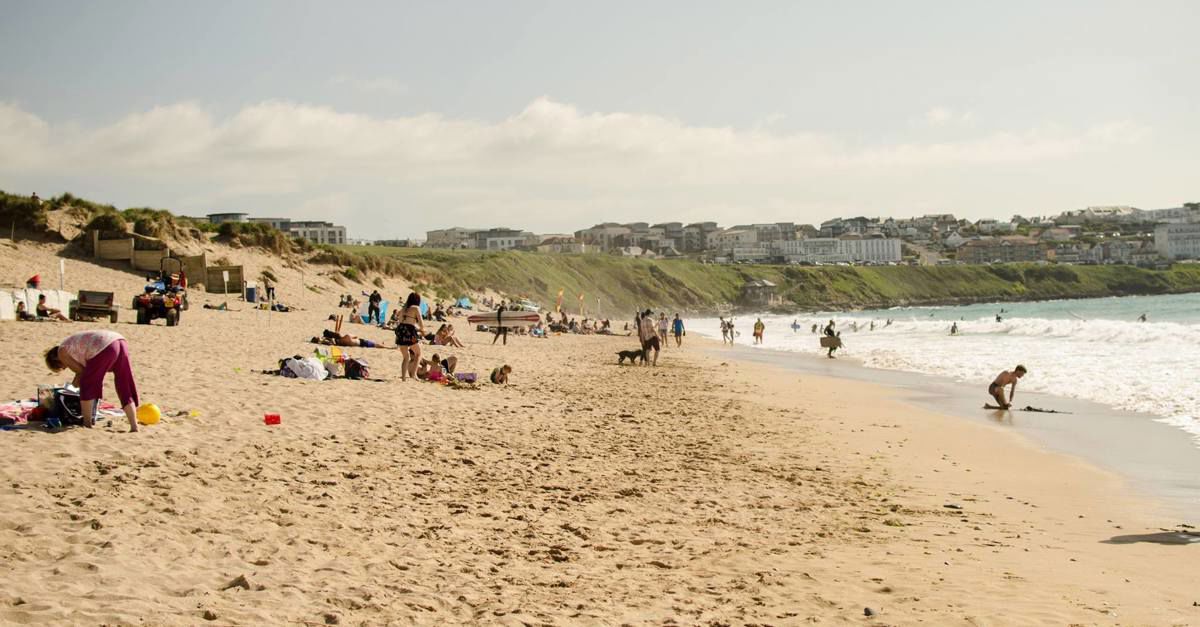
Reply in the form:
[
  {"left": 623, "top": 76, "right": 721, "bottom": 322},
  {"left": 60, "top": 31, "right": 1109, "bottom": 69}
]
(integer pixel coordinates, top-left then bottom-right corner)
[
  {"left": 988, "top": 365, "right": 1027, "bottom": 409},
  {"left": 383, "top": 308, "right": 402, "bottom": 330},
  {"left": 36, "top": 295, "right": 70, "bottom": 322},
  {"left": 417, "top": 353, "right": 459, "bottom": 380},
  {"left": 16, "top": 301, "right": 36, "bottom": 321},
  {"left": 442, "top": 324, "right": 465, "bottom": 348},
  {"left": 490, "top": 364, "right": 512, "bottom": 384},
  {"left": 44, "top": 330, "right": 140, "bottom": 432}
]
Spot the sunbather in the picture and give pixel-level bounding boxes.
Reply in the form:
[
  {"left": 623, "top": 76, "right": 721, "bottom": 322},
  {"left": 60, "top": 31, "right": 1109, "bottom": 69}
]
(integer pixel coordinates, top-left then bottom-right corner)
[
  {"left": 312, "top": 329, "right": 380, "bottom": 348},
  {"left": 36, "top": 295, "right": 70, "bottom": 322},
  {"left": 16, "top": 301, "right": 36, "bottom": 321}
]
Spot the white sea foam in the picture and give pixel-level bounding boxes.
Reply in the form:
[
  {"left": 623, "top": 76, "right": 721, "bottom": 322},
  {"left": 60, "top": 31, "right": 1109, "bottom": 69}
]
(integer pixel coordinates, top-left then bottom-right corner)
[{"left": 694, "top": 293, "right": 1200, "bottom": 447}]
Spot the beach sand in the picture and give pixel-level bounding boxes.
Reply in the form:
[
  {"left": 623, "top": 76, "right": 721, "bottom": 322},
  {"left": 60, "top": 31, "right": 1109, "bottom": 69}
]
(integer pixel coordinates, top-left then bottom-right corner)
[{"left": 1, "top": 239, "right": 1197, "bottom": 624}]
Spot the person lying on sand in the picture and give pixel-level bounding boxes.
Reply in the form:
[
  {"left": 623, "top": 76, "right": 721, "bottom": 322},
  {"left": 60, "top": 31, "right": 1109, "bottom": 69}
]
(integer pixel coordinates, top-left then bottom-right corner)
[
  {"left": 988, "top": 365, "right": 1027, "bottom": 409},
  {"left": 490, "top": 364, "right": 512, "bottom": 384},
  {"left": 312, "top": 329, "right": 381, "bottom": 348}
]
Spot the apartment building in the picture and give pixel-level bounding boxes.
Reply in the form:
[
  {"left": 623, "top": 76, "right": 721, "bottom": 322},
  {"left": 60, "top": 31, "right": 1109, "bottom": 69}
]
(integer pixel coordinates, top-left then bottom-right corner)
[
  {"left": 957, "top": 236, "right": 1044, "bottom": 264},
  {"left": 1155, "top": 223, "right": 1200, "bottom": 260}
]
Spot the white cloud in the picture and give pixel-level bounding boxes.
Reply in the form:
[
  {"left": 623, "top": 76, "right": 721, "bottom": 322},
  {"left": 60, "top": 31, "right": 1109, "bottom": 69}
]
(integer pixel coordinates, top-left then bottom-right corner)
[{"left": 0, "top": 98, "right": 1151, "bottom": 234}]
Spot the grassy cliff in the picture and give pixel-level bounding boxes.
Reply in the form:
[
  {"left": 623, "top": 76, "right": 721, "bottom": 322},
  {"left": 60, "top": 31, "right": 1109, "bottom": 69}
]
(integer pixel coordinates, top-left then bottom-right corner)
[{"left": 338, "top": 245, "right": 1200, "bottom": 313}]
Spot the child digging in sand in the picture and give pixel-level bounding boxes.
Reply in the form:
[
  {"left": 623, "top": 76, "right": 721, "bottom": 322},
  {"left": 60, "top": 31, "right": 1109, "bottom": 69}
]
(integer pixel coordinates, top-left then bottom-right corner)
[{"left": 490, "top": 364, "right": 512, "bottom": 384}]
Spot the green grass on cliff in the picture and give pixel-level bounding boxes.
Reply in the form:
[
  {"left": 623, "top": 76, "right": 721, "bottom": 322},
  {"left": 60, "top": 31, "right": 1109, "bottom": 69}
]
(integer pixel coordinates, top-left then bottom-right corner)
[{"left": 337, "top": 245, "right": 1200, "bottom": 313}]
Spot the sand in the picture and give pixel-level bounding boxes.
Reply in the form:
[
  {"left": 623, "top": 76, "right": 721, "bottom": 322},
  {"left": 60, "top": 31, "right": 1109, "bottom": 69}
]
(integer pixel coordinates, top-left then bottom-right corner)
[{"left": 1, "top": 239, "right": 1198, "bottom": 625}]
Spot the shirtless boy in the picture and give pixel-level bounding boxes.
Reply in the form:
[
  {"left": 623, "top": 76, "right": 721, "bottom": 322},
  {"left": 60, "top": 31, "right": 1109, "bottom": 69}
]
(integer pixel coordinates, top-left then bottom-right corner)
[{"left": 988, "top": 365, "right": 1027, "bottom": 409}]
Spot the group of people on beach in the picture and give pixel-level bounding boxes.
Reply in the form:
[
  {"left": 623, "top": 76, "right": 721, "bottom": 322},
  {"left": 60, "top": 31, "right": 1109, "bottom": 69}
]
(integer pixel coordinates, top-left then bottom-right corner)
[{"left": 633, "top": 310, "right": 684, "bottom": 366}]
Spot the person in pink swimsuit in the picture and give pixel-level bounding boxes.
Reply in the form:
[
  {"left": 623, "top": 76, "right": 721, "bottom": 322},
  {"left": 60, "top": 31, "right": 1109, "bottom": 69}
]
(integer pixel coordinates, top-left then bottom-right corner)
[{"left": 44, "top": 330, "right": 140, "bottom": 431}]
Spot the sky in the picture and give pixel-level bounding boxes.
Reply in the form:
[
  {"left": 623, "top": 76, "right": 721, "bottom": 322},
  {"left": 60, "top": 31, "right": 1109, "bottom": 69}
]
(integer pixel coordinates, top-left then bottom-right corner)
[{"left": 1, "top": 0, "right": 1197, "bottom": 239}]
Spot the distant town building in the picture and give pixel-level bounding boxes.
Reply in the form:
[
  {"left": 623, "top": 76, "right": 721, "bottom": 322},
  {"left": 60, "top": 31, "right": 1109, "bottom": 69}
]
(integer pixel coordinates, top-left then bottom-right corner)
[
  {"left": 773, "top": 235, "right": 901, "bottom": 264},
  {"left": 425, "top": 227, "right": 481, "bottom": 249},
  {"left": 975, "top": 219, "right": 1016, "bottom": 234},
  {"left": 575, "top": 223, "right": 633, "bottom": 251},
  {"left": 373, "top": 239, "right": 417, "bottom": 247},
  {"left": 1155, "top": 223, "right": 1200, "bottom": 260},
  {"left": 537, "top": 237, "right": 589, "bottom": 254},
  {"left": 957, "top": 236, "right": 1044, "bottom": 264},
  {"left": 207, "top": 212, "right": 248, "bottom": 224},
  {"left": 289, "top": 220, "right": 347, "bottom": 245},
  {"left": 682, "top": 222, "right": 721, "bottom": 253}
]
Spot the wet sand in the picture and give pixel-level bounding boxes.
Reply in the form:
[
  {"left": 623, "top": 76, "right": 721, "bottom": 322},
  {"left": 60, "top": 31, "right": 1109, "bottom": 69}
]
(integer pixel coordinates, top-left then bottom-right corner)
[{"left": 712, "top": 341, "right": 1200, "bottom": 521}]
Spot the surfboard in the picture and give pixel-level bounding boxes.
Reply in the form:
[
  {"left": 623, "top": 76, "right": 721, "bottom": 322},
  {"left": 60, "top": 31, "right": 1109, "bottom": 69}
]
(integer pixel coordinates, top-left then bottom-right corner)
[
  {"left": 819, "top": 336, "right": 842, "bottom": 349},
  {"left": 467, "top": 310, "right": 542, "bottom": 327}
]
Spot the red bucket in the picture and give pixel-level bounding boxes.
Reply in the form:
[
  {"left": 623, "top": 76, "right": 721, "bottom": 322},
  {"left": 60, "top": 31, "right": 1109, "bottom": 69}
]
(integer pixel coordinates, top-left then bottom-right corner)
[{"left": 263, "top": 413, "right": 281, "bottom": 425}]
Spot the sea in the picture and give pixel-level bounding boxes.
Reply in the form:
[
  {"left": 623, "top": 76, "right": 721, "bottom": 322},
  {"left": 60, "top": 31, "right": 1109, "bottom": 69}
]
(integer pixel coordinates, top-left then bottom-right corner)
[{"left": 693, "top": 292, "right": 1200, "bottom": 449}]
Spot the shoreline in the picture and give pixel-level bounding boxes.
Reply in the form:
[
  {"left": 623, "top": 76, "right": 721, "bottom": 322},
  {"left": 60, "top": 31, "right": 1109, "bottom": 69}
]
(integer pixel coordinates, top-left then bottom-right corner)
[{"left": 701, "top": 337, "right": 1200, "bottom": 522}]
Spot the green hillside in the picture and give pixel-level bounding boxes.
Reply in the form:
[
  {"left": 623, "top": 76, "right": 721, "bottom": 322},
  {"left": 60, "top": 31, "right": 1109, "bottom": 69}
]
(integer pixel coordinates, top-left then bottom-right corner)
[{"left": 338, "top": 245, "right": 1200, "bottom": 313}]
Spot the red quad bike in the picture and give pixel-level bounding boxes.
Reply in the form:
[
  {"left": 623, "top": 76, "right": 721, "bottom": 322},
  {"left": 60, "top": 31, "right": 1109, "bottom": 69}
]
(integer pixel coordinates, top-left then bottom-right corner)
[{"left": 133, "top": 258, "right": 188, "bottom": 326}]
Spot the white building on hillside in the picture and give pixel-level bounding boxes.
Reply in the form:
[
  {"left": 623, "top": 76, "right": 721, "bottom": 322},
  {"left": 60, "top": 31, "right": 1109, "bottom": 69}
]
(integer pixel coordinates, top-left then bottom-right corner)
[
  {"left": 1155, "top": 223, "right": 1200, "bottom": 260},
  {"left": 290, "top": 220, "right": 347, "bottom": 245},
  {"left": 426, "top": 227, "right": 480, "bottom": 248},
  {"left": 839, "top": 235, "right": 902, "bottom": 263},
  {"left": 709, "top": 228, "right": 758, "bottom": 253}
]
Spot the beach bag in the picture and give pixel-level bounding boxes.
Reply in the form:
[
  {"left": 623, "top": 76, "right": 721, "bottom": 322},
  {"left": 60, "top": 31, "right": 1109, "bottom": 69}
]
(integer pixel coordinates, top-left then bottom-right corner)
[
  {"left": 344, "top": 357, "right": 370, "bottom": 380},
  {"left": 53, "top": 388, "right": 84, "bottom": 425}
]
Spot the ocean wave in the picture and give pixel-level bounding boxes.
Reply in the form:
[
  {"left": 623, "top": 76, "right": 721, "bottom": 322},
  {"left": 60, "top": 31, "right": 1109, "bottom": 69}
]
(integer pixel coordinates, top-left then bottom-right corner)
[{"left": 694, "top": 307, "right": 1200, "bottom": 448}]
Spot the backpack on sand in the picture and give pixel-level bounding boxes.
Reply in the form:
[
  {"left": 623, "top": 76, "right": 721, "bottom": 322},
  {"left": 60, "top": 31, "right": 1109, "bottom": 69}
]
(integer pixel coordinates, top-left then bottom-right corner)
[{"left": 344, "top": 357, "right": 370, "bottom": 380}]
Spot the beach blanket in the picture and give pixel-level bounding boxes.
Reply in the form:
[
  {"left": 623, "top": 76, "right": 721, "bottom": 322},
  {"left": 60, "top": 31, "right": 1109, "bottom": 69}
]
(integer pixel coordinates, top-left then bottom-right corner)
[{"left": 1, "top": 399, "right": 124, "bottom": 427}]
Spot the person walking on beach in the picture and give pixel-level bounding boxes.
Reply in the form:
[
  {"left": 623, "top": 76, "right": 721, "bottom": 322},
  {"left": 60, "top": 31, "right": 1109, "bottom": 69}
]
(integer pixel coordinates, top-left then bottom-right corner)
[
  {"left": 823, "top": 320, "right": 839, "bottom": 358},
  {"left": 367, "top": 290, "right": 382, "bottom": 325},
  {"left": 657, "top": 313, "right": 669, "bottom": 349},
  {"left": 988, "top": 365, "right": 1027, "bottom": 409},
  {"left": 719, "top": 317, "right": 729, "bottom": 344},
  {"left": 394, "top": 292, "right": 425, "bottom": 380},
  {"left": 753, "top": 318, "right": 765, "bottom": 344},
  {"left": 639, "top": 309, "right": 660, "bottom": 366},
  {"left": 44, "top": 330, "right": 140, "bottom": 432},
  {"left": 672, "top": 314, "right": 684, "bottom": 347},
  {"left": 492, "top": 302, "right": 509, "bottom": 345}
]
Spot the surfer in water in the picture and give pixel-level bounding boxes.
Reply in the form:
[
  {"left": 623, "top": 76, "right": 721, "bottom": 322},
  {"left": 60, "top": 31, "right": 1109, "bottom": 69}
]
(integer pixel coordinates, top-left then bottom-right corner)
[
  {"left": 988, "top": 365, "right": 1027, "bottom": 409},
  {"left": 950, "top": 322, "right": 958, "bottom": 335},
  {"left": 1138, "top": 313, "right": 1147, "bottom": 322}
]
